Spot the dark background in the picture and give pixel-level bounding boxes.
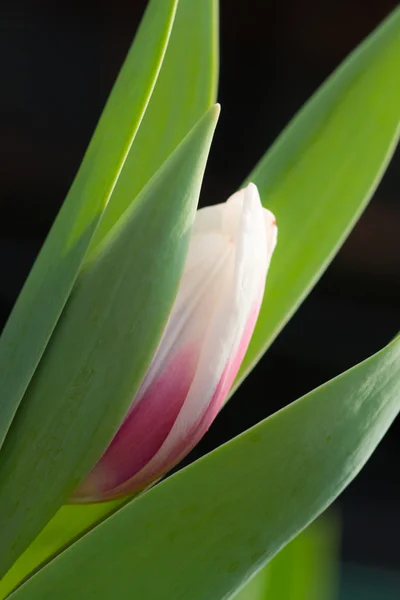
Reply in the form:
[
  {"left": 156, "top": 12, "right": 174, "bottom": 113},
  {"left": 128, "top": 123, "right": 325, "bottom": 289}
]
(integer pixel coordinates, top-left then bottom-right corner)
[{"left": 1, "top": 0, "right": 399, "bottom": 592}]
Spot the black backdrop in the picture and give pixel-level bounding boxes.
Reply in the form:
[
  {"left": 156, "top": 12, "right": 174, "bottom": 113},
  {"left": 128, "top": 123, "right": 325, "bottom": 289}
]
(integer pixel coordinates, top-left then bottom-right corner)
[{"left": 1, "top": 0, "right": 399, "bottom": 577}]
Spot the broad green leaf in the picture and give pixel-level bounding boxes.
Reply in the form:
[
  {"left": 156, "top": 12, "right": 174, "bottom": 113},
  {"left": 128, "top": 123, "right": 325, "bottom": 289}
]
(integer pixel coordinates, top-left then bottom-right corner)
[
  {"left": 90, "top": 0, "right": 219, "bottom": 248},
  {"left": 235, "top": 7, "right": 400, "bottom": 387},
  {"left": 0, "top": 501, "right": 124, "bottom": 599},
  {"left": 0, "top": 105, "right": 220, "bottom": 577},
  {"left": 0, "top": 0, "right": 219, "bottom": 584},
  {"left": 233, "top": 518, "right": 338, "bottom": 600},
  {"left": 10, "top": 335, "right": 400, "bottom": 600},
  {"left": 0, "top": 0, "right": 178, "bottom": 448},
  {"left": 2, "top": 511, "right": 336, "bottom": 600}
]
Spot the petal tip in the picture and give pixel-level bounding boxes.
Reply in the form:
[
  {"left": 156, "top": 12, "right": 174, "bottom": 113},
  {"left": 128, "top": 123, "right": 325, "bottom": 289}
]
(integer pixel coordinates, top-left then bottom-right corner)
[{"left": 245, "top": 181, "right": 261, "bottom": 201}]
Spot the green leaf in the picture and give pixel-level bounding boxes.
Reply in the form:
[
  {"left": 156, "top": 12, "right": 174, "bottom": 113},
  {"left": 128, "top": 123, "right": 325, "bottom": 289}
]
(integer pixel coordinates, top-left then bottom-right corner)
[
  {"left": 0, "top": 0, "right": 218, "bottom": 586},
  {"left": 235, "top": 7, "right": 400, "bottom": 387},
  {"left": 90, "top": 0, "right": 219, "bottom": 248},
  {"left": 0, "top": 0, "right": 178, "bottom": 449},
  {"left": 0, "top": 105, "right": 220, "bottom": 578},
  {"left": 0, "top": 502, "right": 123, "bottom": 599},
  {"left": 10, "top": 335, "right": 399, "bottom": 600},
  {"left": 3, "top": 505, "right": 335, "bottom": 600}
]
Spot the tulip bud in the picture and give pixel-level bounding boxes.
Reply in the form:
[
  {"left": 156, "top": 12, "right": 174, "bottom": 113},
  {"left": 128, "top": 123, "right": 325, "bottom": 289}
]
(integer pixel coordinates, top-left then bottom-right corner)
[{"left": 73, "top": 182, "right": 277, "bottom": 502}]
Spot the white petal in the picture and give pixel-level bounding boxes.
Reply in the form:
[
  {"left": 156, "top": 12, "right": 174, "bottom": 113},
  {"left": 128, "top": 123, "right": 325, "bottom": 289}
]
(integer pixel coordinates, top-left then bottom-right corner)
[{"left": 112, "top": 184, "right": 277, "bottom": 493}]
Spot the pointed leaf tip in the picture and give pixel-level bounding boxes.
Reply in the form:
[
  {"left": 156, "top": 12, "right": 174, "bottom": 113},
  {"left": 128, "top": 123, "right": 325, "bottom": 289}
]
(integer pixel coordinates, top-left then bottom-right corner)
[
  {"left": 235, "top": 7, "right": 400, "bottom": 387},
  {"left": 0, "top": 105, "right": 219, "bottom": 577}
]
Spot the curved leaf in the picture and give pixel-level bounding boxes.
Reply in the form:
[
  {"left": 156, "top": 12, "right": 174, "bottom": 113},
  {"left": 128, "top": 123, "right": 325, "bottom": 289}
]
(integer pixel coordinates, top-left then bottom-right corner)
[
  {"left": 0, "top": 0, "right": 219, "bottom": 587},
  {"left": 0, "top": 0, "right": 178, "bottom": 448},
  {"left": 0, "top": 105, "right": 220, "bottom": 577},
  {"left": 0, "top": 502, "right": 123, "bottom": 599},
  {"left": 10, "top": 335, "right": 400, "bottom": 599},
  {"left": 235, "top": 7, "right": 400, "bottom": 388},
  {"left": 90, "top": 0, "right": 219, "bottom": 248}
]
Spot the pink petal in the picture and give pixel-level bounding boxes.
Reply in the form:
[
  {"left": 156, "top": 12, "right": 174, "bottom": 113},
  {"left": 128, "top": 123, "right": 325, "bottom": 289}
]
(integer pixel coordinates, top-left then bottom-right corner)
[
  {"left": 73, "top": 344, "right": 198, "bottom": 500},
  {"left": 73, "top": 183, "right": 277, "bottom": 502}
]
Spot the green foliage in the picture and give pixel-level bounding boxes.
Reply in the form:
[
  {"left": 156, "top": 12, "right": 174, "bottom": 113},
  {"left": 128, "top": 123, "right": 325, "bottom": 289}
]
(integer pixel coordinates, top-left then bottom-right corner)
[
  {"left": 91, "top": 0, "right": 219, "bottom": 248},
  {"left": 0, "top": 106, "right": 219, "bottom": 577},
  {"left": 235, "top": 7, "right": 400, "bottom": 389},
  {"left": 0, "top": 0, "right": 178, "bottom": 449},
  {"left": 0, "top": 501, "right": 124, "bottom": 599},
  {"left": 1, "top": 3, "right": 399, "bottom": 600},
  {"left": 9, "top": 336, "right": 400, "bottom": 599},
  {"left": 0, "top": 0, "right": 219, "bottom": 582}
]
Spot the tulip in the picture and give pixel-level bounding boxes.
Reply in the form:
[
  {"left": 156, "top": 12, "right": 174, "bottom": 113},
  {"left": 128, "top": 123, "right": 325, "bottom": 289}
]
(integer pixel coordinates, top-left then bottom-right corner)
[{"left": 73, "top": 182, "right": 277, "bottom": 502}]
